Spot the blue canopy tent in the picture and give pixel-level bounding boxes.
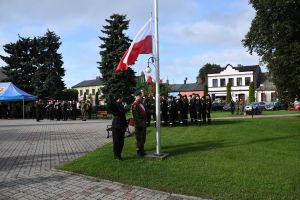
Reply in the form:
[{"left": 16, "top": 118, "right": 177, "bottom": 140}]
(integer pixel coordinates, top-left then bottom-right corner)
[{"left": 0, "top": 82, "right": 37, "bottom": 119}]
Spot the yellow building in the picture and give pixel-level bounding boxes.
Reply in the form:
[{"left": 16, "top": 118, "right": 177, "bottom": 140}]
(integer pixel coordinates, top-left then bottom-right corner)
[{"left": 72, "top": 77, "right": 104, "bottom": 105}]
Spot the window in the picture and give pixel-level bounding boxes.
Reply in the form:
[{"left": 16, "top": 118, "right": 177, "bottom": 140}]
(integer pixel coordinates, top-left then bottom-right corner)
[
  {"left": 261, "top": 93, "right": 266, "bottom": 101},
  {"left": 245, "top": 77, "right": 251, "bottom": 86},
  {"left": 85, "top": 89, "right": 89, "bottom": 95},
  {"left": 237, "top": 78, "right": 242, "bottom": 86},
  {"left": 271, "top": 92, "right": 276, "bottom": 101},
  {"left": 212, "top": 79, "right": 218, "bottom": 87},
  {"left": 229, "top": 78, "right": 234, "bottom": 86},
  {"left": 92, "top": 89, "right": 95, "bottom": 95},
  {"left": 80, "top": 90, "right": 83, "bottom": 96},
  {"left": 220, "top": 79, "right": 226, "bottom": 87}
]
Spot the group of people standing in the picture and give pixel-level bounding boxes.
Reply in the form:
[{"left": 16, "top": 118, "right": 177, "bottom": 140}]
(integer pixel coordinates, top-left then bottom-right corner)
[
  {"left": 143, "top": 93, "right": 212, "bottom": 127},
  {"left": 234, "top": 99, "right": 245, "bottom": 115},
  {"left": 34, "top": 100, "right": 91, "bottom": 122},
  {"left": 108, "top": 93, "right": 213, "bottom": 161}
]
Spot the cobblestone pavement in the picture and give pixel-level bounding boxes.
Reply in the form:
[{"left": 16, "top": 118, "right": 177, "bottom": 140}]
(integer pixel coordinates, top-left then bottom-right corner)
[{"left": 0, "top": 119, "right": 203, "bottom": 200}]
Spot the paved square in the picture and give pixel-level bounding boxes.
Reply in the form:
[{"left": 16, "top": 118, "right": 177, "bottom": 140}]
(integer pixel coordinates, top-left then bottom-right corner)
[{"left": 0, "top": 119, "right": 203, "bottom": 200}]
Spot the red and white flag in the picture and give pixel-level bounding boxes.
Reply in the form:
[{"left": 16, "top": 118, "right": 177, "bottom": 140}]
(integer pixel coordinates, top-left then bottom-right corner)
[{"left": 116, "top": 18, "right": 153, "bottom": 72}]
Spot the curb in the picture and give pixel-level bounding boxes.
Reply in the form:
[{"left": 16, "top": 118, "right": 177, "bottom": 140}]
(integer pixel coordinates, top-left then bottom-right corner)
[{"left": 55, "top": 169, "right": 211, "bottom": 200}]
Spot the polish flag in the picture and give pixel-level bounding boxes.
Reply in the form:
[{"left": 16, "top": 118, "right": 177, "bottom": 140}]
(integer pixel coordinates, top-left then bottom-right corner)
[
  {"left": 116, "top": 18, "right": 153, "bottom": 72},
  {"left": 146, "top": 75, "right": 153, "bottom": 84}
]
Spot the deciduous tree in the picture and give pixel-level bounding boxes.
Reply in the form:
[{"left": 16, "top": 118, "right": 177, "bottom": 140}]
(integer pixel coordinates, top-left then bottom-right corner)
[
  {"left": 197, "top": 63, "right": 221, "bottom": 84},
  {"left": 242, "top": 0, "right": 300, "bottom": 102}
]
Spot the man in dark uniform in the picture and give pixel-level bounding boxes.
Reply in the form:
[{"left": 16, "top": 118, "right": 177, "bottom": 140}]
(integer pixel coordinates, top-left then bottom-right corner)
[
  {"left": 182, "top": 95, "right": 189, "bottom": 125},
  {"left": 62, "top": 101, "right": 68, "bottom": 121},
  {"left": 176, "top": 94, "right": 184, "bottom": 125},
  {"left": 167, "top": 96, "right": 174, "bottom": 126},
  {"left": 195, "top": 94, "right": 202, "bottom": 126},
  {"left": 189, "top": 94, "right": 196, "bottom": 124},
  {"left": 132, "top": 95, "right": 147, "bottom": 158},
  {"left": 55, "top": 101, "right": 62, "bottom": 121},
  {"left": 35, "top": 100, "right": 41, "bottom": 122},
  {"left": 160, "top": 95, "right": 168, "bottom": 126},
  {"left": 206, "top": 95, "right": 212, "bottom": 124},
  {"left": 47, "top": 101, "right": 54, "bottom": 120},
  {"left": 108, "top": 95, "right": 127, "bottom": 160},
  {"left": 71, "top": 100, "right": 77, "bottom": 120},
  {"left": 201, "top": 96, "right": 207, "bottom": 124}
]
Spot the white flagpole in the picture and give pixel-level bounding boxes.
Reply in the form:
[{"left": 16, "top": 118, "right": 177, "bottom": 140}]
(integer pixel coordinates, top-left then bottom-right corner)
[{"left": 154, "top": 0, "right": 161, "bottom": 156}]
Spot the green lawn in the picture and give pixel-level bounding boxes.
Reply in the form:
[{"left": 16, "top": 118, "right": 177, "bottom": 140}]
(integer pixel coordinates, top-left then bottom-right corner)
[
  {"left": 59, "top": 117, "right": 300, "bottom": 200},
  {"left": 211, "top": 110, "right": 300, "bottom": 118}
]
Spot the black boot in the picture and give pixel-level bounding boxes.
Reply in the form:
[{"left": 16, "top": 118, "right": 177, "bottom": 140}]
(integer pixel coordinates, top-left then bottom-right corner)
[
  {"left": 114, "top": 155, "right": 123, "bottom": 161},
  {"left": 141, "top": 150, "right": 147, "bottom": 156},
  {"left": 137, "top": 150, "right": 144, "bottom": 158}
]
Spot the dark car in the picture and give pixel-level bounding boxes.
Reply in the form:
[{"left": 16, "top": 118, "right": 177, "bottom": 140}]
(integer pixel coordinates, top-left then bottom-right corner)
[
  {"left": 223, "top": 103, "right": 235, "bottom": 111},
  {"left": 266, "top": 102, "right": 281, "bottom": 110},
  {"left": 257, "top": 102, "right": 266, "bottom": 110},
  {"left": 211, "top": 102, "right": 225, "bottom": 111},
  {"left": 244, "top": 102, "right": 264, "bottom": 115}
]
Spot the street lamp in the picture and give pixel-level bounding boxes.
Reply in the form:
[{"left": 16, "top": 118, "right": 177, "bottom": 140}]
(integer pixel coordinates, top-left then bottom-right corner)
[{"left": 145, "top": 57, "right": 154, "bottom": 74}]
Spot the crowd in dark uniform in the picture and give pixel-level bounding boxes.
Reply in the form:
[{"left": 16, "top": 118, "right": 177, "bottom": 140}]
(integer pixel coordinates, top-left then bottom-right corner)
[
  {"left": 0, "top": 102, "right": 25, "bottom": 119},
  {"left": 34, "top": 100, "right": 91, "bottom": 122},
  {"left": 142, "top": 93, "right": 212, "bottom": 126}
]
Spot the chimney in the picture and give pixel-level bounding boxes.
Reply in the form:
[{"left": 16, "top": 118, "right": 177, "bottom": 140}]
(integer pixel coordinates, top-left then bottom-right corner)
[{"left": 184, "top": 77, "right": 187, "bottom": 84}]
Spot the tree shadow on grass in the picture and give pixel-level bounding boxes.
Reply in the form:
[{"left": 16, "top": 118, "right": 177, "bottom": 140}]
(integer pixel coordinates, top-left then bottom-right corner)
[
  {"left": 236, "top": 134, "right": 300, "bottom": 147},
  {"left": 208, "top": 119, "right": 246, "bottom": 126},
  {"left": 146, "top": 134, "right": 300, "bottom": 158},
  {"left": 147, "top": 140, "right": 226, "bottom": 157}
]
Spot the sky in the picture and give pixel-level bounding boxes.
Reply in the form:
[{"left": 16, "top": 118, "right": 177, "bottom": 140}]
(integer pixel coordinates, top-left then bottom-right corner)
[{"left": 0, "top": 0, "right": 260, "bottom": 88}]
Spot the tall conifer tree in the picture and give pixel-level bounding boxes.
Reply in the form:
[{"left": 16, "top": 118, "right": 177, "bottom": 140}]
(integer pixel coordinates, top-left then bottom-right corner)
[
  {"left": 248, "top": 82, "right": 255, "bottom": 103},
  {"left": 98, "top": 14, "right": 136, "bottom": 101},
  {"left": 1, "top": 30, "right": 65, "bottom": 98},
  {"left": 0, "top": 36, "right": 36, "bottom": 93},
  {"left": 226, "top": 82, "right": 232, "bottom": 103},
  {"left": 33, "top": 30, "right": 65, "bottom": 97}
]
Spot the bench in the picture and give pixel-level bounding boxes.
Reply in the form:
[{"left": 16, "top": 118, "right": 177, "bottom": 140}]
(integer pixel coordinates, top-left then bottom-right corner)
[
  {"left": 106, "top": 118, "right": 134, "bottom": 138},
  {"left": 97, "top": 111, "right": 108, "bottom": 118}
]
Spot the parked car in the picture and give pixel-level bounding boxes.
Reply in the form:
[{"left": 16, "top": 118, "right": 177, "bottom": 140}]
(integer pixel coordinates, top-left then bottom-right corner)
[
  {"left": 288, "top": 101, "right": 300, "bottom": 111},
  {"left": 211, "top": 102, "right": 225, "bottom": 111},
  {"left": 257, "top": 102, "right": 266, "bottom": 110},
  {"left": 223, "top": 102, "right": 235, "bottom": 111},
  {"left": 244, "top": 102, "right": 265, "bottom": 115},
  {"left": 265, "top": 101, "right": 281, "bottom": 110},
  {"left": 222, "top": 103, "right": 231, "bottom": 111}
]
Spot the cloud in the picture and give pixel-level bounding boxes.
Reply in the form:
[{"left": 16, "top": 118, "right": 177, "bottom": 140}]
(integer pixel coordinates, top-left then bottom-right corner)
[
  {"left": 171, "top": 48, "right": 259, "bottom": 67},
  {"left": 160, "top": 2, "right": 255, "bottom": 47},
  {"left": 0, "top": 32, "right": 10, "bottom": 67},
  {"left": 159, "top": 48, "right": 259, "bottom": 83},
  {"left": 0, "top": 0, "right": 257, "bottom": 87}
]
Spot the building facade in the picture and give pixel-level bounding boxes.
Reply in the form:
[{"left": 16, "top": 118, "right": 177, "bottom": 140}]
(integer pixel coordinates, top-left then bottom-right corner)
[
  {"left": 256, "top": 77, "right": 277, "bottom": 102},
  {"left": 72, "top": 77, "right": 104, "bottom": 105},
  {"left": 207, "top": 64, "right": 261, "bottom": 102},
  {"left": 169, "top": 83, "right": 204, "bottom": 97}
]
